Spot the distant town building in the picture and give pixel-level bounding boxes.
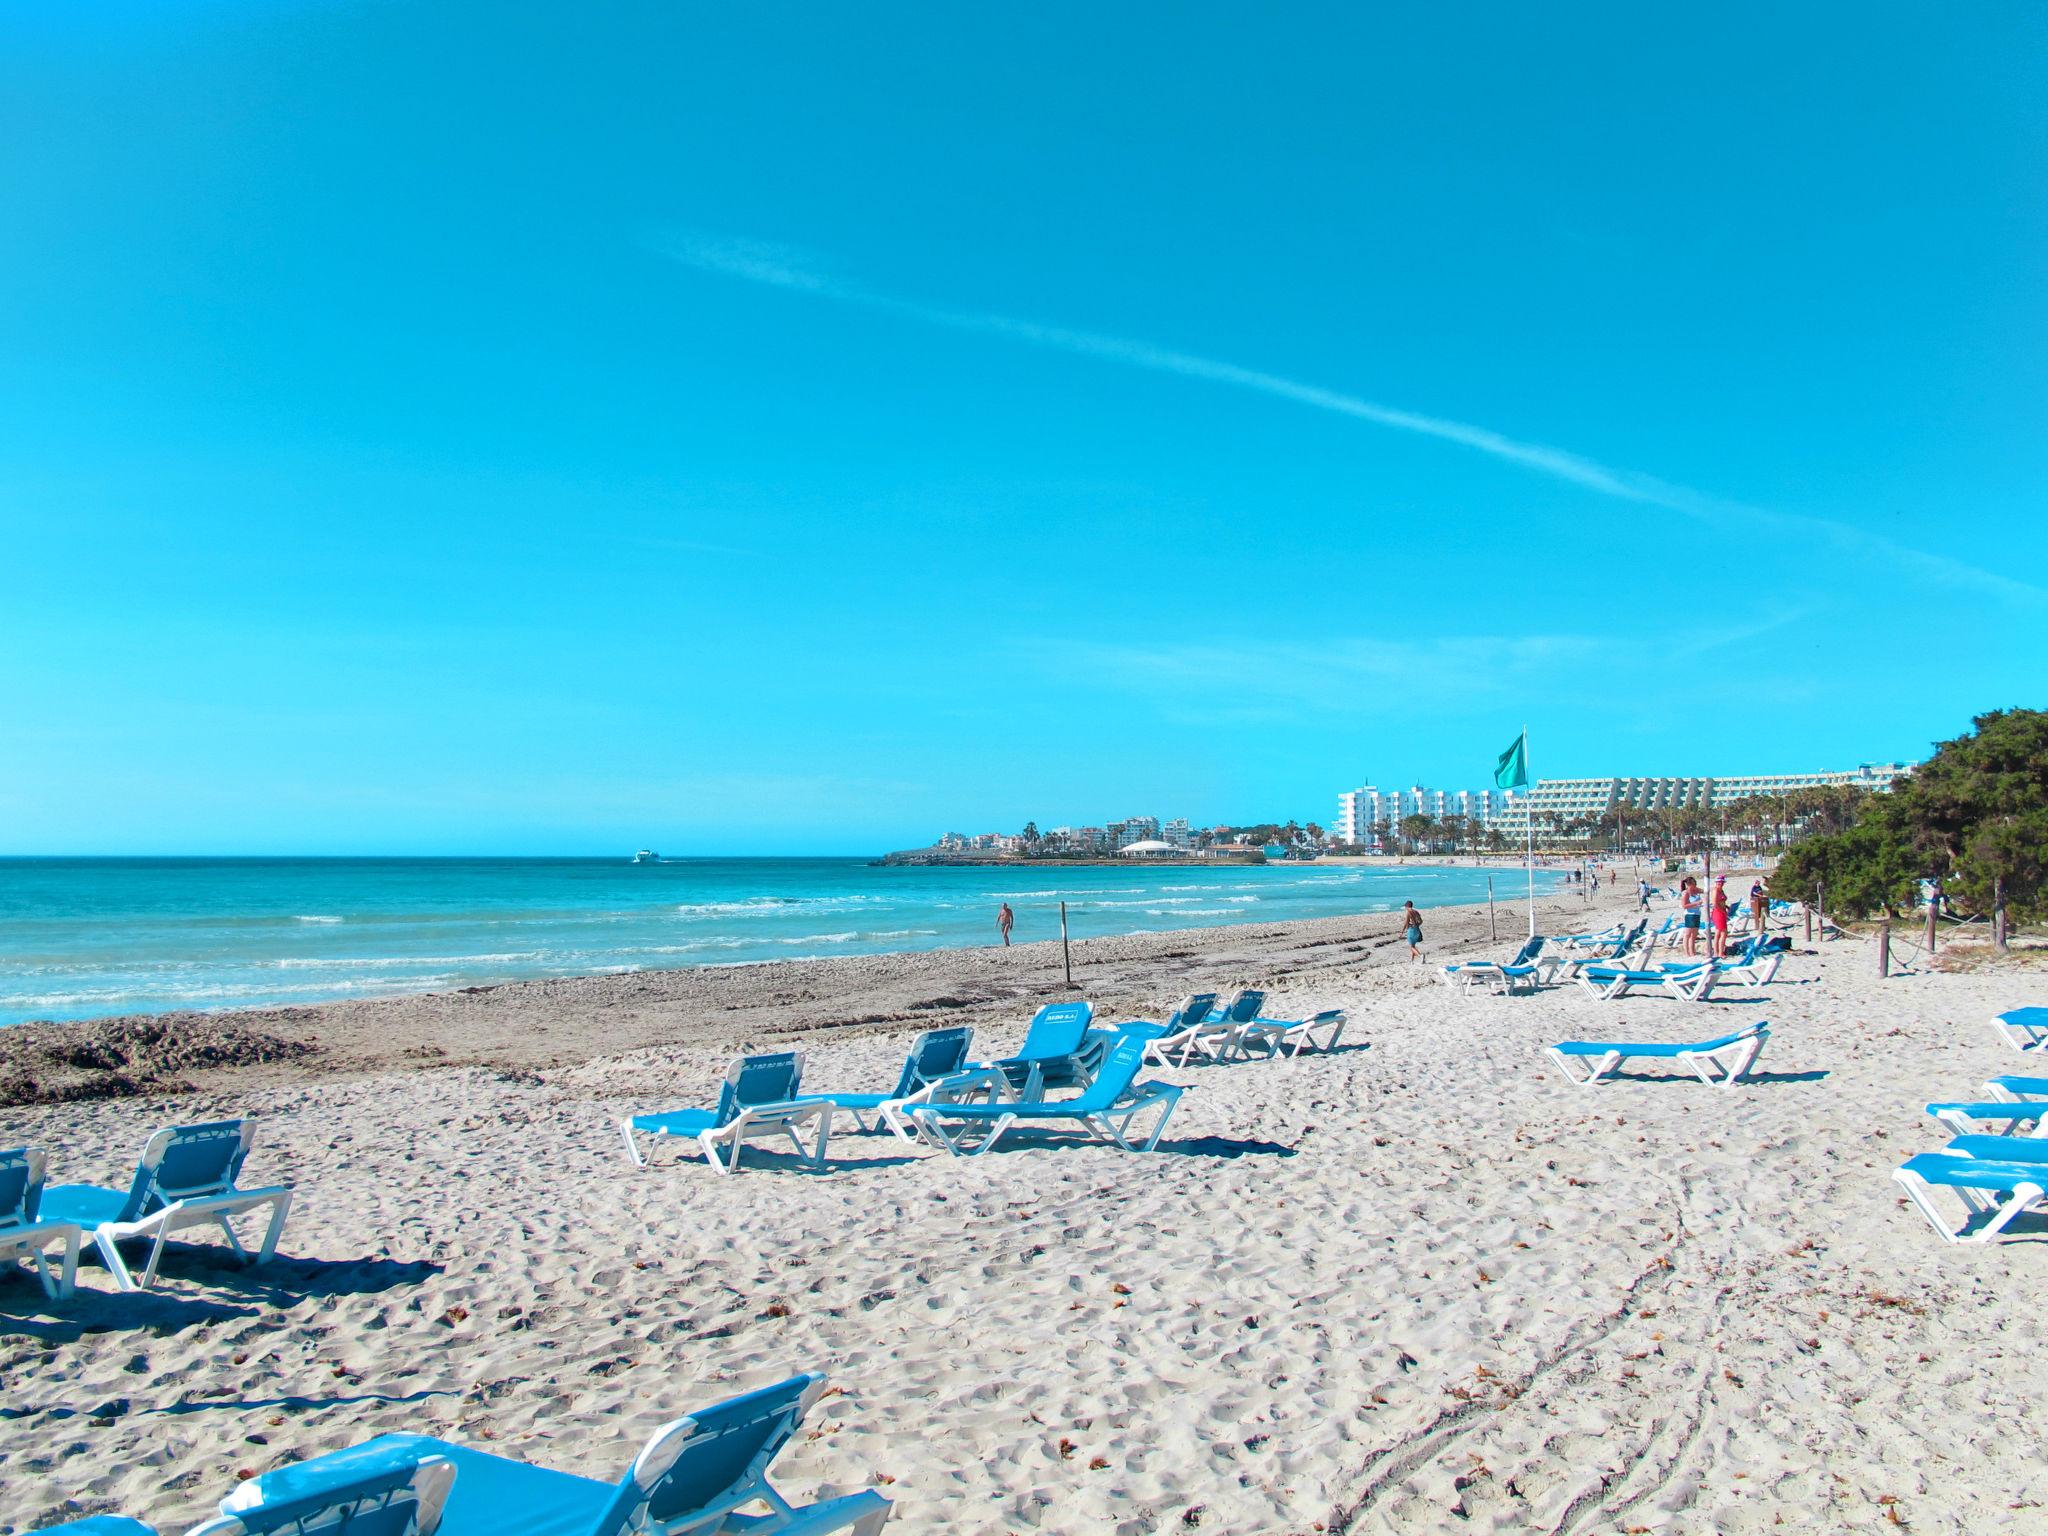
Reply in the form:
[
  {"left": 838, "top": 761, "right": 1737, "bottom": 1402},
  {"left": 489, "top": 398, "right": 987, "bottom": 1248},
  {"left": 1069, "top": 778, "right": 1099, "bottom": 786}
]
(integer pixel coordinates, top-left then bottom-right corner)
[
  {"left": 1162, "top": 817, "right": 1192, "bottom": 850},
  {"left": 1107, "top": 816, "right": 1161, "bottom": 850}
]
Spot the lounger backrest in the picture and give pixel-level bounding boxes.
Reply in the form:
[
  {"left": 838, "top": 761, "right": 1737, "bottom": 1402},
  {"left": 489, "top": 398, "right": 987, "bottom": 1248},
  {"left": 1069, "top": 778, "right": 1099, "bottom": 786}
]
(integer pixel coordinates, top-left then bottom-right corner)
[
  {"left": 1509, "top": 938, "right": 1542, "bottom": 967},
  {"left": 1217, "top": 990, "right": 1265, "bottom": 1023},
  {"left": 713, "top": 1053, "right": 805, "bottom": 1127},
  {"left": 1696, "top": 1023, "right": 1769, "bottom": 1051},
  {"left": 117, "top": 1121, "right": 255, "bottom": 1224},
  {"left": 1171, "top": 993, "right": 1219, "bottom": 1030},
  {"left": 890, "top": 1026, "right": 975, "bottom": 1097},
  {"left": 35, "top": 1519, "right": 158, "bottom": 1536},
  {"left": 586, "top": 1374, "right": 825, "bottom": 1536},
  {"left": 1014, "top": 1001, "right": 1094, "bottom": 1062},
  {"left": 1071, "top": 1033, "right": 1151, "bottom": 1111},
  {"left": 205, "top": 1445, "right": 455, "bottom": 1536},
  {"left": 0, "top": 1147, "right": 45, "bottom": 1230}
]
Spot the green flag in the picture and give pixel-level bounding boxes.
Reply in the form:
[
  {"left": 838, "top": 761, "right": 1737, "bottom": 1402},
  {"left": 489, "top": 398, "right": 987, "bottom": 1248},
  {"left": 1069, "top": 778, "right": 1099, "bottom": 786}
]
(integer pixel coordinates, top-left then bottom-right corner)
[{"left": 1494, "top": 731, "right": 1528, "bottom": 789}]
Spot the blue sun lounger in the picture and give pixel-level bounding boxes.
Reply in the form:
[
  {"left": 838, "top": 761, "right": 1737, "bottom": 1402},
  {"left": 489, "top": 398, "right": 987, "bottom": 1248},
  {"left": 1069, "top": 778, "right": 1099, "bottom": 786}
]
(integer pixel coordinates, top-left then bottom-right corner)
[
  {"left": 1894, "top": 1152, "right": 2048, "bottom": 1243},
  {"left": 1135, "top": 993, "right": 1228, "bottom": 1066},
  {"left": 909, "top": 1032, "right": 1183, "bottom": 1156},
  {"left": 621, "top": 1052, "right": 836, "bottom": 1174},
  {"left": 1575, "top": 959, "right": 1720, "bottom": 1003},
  {"left": 190, "top": 1445, "right": 455, "bottom": 1536},
  {"left": 1986, "top": 1075, "right": 2048, "bottom": 1103},
  {"left": 1546, "top": 1021, "right": 1769, "bottom": 1089},
  {"left": 972, "top": 1001, "right": 1097, "bottom": 1098},
  {"left": 1943, "top": 1134, "right": 2048, "bottom": 1164},
  {"left": 1440, "top": 937, "right": 1546, "bottom": 994},
  {"left": 816, "top": 1026, "right": 976, "bottom": 1132},
  {"left": 1923, "top": 1098, "right": 2048, "bottom": 1137},
  {"left": 1989, "top": 1007, "right": 2048, "bottom": 1053},
  {"left": 200, "top": 1373, "right": 891, "bottom": 1536},
  {"left": 37, "top": 1121, "right": 293, "bottom": 1292},
  {"left": 1235, "top": 1008, "right": 1349, "bottom": 1059},
  {"left": 1, "top": 1147, "right": 82, "bottom": 1302},
  {"left": 37, "top": 1522, "right": 158, "bottom": 1536}
]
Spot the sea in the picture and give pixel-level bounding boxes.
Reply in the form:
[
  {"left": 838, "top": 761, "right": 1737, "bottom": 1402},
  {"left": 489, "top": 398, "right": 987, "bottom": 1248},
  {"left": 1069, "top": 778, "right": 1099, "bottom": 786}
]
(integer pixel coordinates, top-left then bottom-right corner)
[{"left": 0, "top": 857, "right": 1564, "bottom": 1026}]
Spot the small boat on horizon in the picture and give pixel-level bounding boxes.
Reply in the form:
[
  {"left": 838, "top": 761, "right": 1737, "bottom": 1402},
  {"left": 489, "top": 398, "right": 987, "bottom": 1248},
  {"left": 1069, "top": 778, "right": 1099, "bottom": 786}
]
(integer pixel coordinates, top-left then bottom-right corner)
[{"left": 631, "top": 849, "right": 660, "bottom": 864}]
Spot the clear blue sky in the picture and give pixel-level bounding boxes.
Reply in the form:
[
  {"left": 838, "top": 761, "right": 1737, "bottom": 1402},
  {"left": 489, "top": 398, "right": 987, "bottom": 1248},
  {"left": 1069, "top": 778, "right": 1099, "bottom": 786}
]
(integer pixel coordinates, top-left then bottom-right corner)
[{"left": 3, "top": 3, "right": 2042, "bottom": 854}]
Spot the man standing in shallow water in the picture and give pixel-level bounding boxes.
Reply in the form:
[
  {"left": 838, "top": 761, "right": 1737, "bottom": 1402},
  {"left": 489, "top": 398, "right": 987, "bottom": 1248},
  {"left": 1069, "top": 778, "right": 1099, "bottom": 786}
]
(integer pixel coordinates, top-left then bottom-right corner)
[{"left": 997, "top": 902, "right": 1014, "bottom": 946}]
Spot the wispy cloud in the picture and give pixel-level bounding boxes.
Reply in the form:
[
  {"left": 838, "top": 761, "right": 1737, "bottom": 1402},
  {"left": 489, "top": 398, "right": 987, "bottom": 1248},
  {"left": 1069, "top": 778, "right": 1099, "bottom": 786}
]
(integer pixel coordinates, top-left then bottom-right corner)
[{"left": 653, "top": 233, "right": 2044, "bottom": 607}]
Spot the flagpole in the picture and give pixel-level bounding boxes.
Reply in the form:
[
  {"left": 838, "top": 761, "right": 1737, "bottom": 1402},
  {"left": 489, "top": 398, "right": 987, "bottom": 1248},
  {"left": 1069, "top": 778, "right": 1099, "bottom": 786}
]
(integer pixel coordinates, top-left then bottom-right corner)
[{"left": 1524, "top": 724, "right": 1536, "bottom": 939}]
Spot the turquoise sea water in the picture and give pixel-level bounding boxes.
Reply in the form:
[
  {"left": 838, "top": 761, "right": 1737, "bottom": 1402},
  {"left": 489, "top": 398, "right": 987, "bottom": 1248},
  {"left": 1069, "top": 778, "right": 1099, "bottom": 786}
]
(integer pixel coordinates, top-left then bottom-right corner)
[{"left": 0, "top": 857, "right": 1563, "bottom": 1026}]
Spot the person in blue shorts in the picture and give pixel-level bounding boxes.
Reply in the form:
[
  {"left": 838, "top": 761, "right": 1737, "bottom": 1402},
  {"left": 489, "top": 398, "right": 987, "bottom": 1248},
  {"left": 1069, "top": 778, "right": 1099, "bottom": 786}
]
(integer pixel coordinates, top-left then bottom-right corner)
[{"left": 1401, "top": 900, "right": 1423, "bottom": 960}]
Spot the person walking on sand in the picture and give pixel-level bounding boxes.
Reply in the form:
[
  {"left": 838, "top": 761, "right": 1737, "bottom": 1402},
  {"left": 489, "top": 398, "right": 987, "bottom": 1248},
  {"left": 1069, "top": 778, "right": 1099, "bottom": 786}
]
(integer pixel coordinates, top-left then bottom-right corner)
[
  {"left": 1637, "top": 876, "right": 1652, "bottom": 911},
  {"left": 996, "top": 902, "right": 1014, "bottom": 947},
  {"left": 1401, "top": 900, "right": 1423, "bottom": 960},
  {"left": 1748, "top": 880, "right": 1767, "bottom": 935},
  {"left": 1709, "top": 876, "right": 1732, "bottom": 958},
  {"left": 1680, "top": 877, "right": 1703, "bottom": 957}
]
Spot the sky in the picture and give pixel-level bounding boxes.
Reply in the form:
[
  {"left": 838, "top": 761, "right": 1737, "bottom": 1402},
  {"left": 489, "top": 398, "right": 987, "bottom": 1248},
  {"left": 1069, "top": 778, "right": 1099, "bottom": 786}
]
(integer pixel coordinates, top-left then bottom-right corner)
[{"left": 1, "top": 2, "right": 2043, "bottom": 854}]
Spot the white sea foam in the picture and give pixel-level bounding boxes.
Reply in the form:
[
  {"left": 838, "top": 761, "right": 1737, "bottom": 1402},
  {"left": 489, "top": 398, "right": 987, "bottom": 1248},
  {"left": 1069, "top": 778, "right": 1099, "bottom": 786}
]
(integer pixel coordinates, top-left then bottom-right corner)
[{"left": 294, "top": 915, "right": 344, "bottom": 924}]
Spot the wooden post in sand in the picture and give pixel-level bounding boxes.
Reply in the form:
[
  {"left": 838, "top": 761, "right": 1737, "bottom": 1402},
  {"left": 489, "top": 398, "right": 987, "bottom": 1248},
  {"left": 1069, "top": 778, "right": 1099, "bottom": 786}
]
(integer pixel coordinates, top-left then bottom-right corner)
[
  {"left": 1488, "top": 876, "right": 1497, "bottom": 942},
  {"left": 1925, "top": 888, "right": 1939, "bottom": 957},
  {"left": 1804, "top": 900, "right": 1813, "bottom": 944},
  {"left": 1995, "top": 878, "right": 2008, "bottom": 952},
  {"left": 1060, "top": 901, "right": 1073, "bottom": 990},
  {"left": 1878, "top": 919, "right": 1890, "bottom": 978},
  {"left": 1817, "top": 881, "right": 1828, "bottom": 941}
]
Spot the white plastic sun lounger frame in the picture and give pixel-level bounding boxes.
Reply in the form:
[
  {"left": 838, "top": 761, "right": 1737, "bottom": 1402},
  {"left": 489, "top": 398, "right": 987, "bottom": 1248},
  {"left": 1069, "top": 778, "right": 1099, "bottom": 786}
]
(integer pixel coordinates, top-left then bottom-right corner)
[
  {"left": 875, "top": 1066, "right": 1013, "bottom": 1146},
  {"left": 906, "top": 1083, "right": 1182, "bottom": 1157},
  {"left": 620, "top": 1053, "right": 835, "bottom": 1175},
  {"left": 1988, "top": 1008, "right": 2048, "bottom": 1053},
  {"left": 1893, "top": 1154, "right": 2048, "bottom": 1244},
  {"left": 1574, "top": 962, "right": 1720, "bottom": 1004},
  {"left": 60, "top": 1123, "right": 292, "bottom": 1292},
  {"left": 1547, "top": 1023, "right": 1769, "bottom": 1089},
  {"left": 620, "top": 1102, "right": 832, "bottom": 1175},
  {"left": 1140, "top": 994, "right": 1236, "bottom": 1068},
  {"left": 1234, "top": 1009, "right": 1348, "bottom": 1058},
  {"left": 0, "top": 1148, "right": 81, "bottom": 1302}
]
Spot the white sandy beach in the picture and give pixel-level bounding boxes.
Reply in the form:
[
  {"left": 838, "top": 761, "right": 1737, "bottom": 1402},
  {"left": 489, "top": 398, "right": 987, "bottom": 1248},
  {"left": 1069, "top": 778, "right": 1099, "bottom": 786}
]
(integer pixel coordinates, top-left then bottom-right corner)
[{"left": 3, "top": 886, "right": 2045, "bottom": 1535}]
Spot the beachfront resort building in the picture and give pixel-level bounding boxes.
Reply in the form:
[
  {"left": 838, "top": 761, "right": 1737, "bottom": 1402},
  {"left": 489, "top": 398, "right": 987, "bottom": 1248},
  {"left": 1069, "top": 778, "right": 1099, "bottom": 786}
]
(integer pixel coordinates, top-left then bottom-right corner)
[
  {"left": 1335, "top": 763, "right": 1913, "bottom": 845},
  {"left": 1490, "top": 762, "right": 1917, "bottom": 834}
]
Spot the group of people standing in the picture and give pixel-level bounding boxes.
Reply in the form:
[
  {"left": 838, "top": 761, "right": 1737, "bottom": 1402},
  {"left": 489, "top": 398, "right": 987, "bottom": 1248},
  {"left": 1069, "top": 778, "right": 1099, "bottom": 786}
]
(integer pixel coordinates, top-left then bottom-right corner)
[{"left": 1677, "top": 873, "right": 1768, "bottom": 958}]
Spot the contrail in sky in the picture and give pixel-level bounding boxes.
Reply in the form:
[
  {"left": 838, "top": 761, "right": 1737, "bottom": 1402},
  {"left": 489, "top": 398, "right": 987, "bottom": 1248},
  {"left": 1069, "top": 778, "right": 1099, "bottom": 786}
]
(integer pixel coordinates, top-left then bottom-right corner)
[{"left": 655, "top": 234, "right": 2042, "bottom": 604}]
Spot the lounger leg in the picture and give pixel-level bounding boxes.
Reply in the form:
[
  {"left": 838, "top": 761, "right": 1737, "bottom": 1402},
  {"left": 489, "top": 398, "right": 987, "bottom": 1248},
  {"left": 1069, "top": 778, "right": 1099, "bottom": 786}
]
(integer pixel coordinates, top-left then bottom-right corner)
[
  {"left": 1978, "top": 1182, "right": 2045, "bottom": 1241},
  {"left": 93, "top": 1228, "right": 140, "bottom": 1293},
  {"left": 27, "top": 1243, "right": 60, "bottom": 1302},
  {"left": 620, "top": 1118, "right": 648, "bottom": 1167},
  {"left": 138, "top": 1225, "right": 172, "bottom": 1290},
  {"left": 255, "top": 1192, "right": 291, "bottom": 1266},
  {"left": 788, "top": 1110, "right": 830, "bottom": 1168},
  {"left": 699, "top": 1128, "right": 738, "bottom": 1174},
  {"left": 1895, "top": 1172, "right": 1965, "bottom": 1242},
  {"left": 217, "top": 1213, "right": 250, "bottom": 1261},
  {"left": 962, "top": 1115, "right": 1016, "bottom": 1156},
  {"left": 1548, "top": 1049, "right": 1619, "bottom": 1088}
]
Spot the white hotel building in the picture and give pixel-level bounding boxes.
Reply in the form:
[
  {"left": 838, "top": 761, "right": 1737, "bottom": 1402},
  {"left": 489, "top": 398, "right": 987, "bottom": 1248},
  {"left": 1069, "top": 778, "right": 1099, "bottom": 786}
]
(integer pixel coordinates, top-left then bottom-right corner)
[{"left": 1334, "top": 785, "right": 1513, "bottom": 845}]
